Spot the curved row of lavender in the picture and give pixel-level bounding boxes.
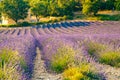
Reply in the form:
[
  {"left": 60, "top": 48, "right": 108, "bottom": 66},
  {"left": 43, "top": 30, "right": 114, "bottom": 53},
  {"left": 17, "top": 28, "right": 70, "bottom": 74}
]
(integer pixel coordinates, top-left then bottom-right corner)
[
  {"left": 0, "top": 28, "right": 37, "bottom": 79},
  {"left": 0, "top": 21, "right": 120, "bottom": 80}
]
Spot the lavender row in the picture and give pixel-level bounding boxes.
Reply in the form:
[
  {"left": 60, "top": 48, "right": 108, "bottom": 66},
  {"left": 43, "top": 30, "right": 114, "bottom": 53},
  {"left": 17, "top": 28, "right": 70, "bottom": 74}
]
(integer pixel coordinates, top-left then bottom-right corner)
[
  {"left": 0, "top": 31, "right": 36, "bottom": 79},
  {"left": 0, "top": 23, "right": 120, "bottom": 36}
]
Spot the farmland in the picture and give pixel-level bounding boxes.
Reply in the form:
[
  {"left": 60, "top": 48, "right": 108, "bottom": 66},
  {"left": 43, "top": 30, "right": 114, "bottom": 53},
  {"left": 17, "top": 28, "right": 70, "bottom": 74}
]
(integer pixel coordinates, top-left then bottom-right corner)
[{"left": 0, "top": 21, "right": 120, "bottom": 80}]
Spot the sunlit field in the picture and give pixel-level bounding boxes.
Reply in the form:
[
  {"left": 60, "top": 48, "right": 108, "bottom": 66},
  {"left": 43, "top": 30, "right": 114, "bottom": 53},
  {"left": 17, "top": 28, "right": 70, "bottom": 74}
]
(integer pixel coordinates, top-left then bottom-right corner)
[{"left": 0, "top": 21, "right": 120, "bottom": 80}]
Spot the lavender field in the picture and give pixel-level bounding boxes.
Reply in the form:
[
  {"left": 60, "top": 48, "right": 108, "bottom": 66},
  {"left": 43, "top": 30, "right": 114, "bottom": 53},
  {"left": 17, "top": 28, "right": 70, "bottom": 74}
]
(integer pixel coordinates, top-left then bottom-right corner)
[{"left": 0, "top": 21, "right": 120, "bottom": 80}]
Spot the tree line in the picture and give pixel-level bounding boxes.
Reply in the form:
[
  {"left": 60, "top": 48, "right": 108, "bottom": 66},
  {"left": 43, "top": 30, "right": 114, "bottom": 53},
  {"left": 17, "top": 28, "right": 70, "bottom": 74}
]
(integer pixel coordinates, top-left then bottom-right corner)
[{"left": 0, "top": 0, "right": 120, "bottom": 23}]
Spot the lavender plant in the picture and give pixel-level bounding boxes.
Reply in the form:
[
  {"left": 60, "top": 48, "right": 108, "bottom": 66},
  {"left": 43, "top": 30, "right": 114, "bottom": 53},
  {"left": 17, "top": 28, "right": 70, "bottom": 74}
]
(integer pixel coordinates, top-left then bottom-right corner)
[
  {"left": 0, "top": 49, "right": 23, "bottom": 80},
  {"left": 50, "top": 45, "right": 76, "bottom": 73}
]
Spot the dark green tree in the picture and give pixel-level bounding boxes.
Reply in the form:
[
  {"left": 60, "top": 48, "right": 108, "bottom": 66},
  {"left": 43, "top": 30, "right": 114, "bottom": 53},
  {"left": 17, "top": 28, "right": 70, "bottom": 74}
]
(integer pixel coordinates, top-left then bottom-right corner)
[
  {"left": 99, "top": 0, "right": 116, "bottom": 10},
  {"left": 105, "top": 0, "right": 115, "bottom": 10},
  {"left": 1, "top": 0, "right": 29, "bottom": 23},
  {"left": 73, "top": 0, "right": 83, "bottom": 11}
]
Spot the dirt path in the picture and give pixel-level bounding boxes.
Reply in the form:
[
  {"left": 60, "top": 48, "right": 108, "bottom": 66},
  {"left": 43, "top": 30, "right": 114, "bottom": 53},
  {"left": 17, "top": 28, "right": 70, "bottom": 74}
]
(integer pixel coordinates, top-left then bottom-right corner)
[{"left": 32, "top": 47, "right": 62, "bottom": 80}]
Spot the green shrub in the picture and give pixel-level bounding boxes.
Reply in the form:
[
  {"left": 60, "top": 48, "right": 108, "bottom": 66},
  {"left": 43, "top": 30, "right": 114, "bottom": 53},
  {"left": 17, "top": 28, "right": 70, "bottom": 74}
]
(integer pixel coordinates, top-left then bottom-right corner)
[
  {"left": 87, "top": 42, "right": 107, "bottom": 56},
  {"left": 17, "top": 21, "right": 31, "bottom": 26},
  {"left": 19, "top": 57, "right": 28, "bottom": 73},
  {"left": 76, "top": 16, "right": 81, "bottom": 18},
  {"left": 99, "top": 51, "right": 120, "bottom": 67},
  {"left": 82, "top": 71, "right": 103, "bottom": 80},
  {"left": 51, "top": 19, "right": 58, "bottom": 23},
  {"left": 0, "top": 49, "right": 23, "bottom": 80},
  {"left": 115, "top": 0, "right": 120, "bottom": 10},
  {"left": 87, "top": 42, "right": 120, "bottom": 67},
  {"left": 66, "top": 15, "right": 74, "bottom": 20},
  {"left": 50, "top": 46, "right": 76, "bottom": 73}
]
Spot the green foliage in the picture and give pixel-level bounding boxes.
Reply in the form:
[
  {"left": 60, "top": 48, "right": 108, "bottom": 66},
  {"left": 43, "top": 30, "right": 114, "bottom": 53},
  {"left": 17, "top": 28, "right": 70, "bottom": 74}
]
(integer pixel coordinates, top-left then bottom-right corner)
[
  {"left": 50, "top": 46, "right": 76, "bottom": 73},
  {"left": 30, "top": 0, "right": 48, "bottom": 22},
  {"left": 17, "top": 21, "right": 31, "bottom": 26},
  {"left": 0, "top": 2, "right": 3, "bottom": 22},
  {"left": 48, "top": 1, "right": 60, "bottom": 16},
  {"left": 82, "top": 71, "right": 103, "bottom": 80},
  {"left": 0, "top": 0, "right": 120, "bottom": 24},
  {"left": 0, "top": 49, "right": 22, "bottom": 80},
  {"left": 87, "top": 42, "right": 120, "bottom": 67},
  {"left": 63, "top": 15, "right": 67, "bottom": 20},
  {"left": 82, "top": 0, "right": 92, "bottom": 15},
  {"left": 115, "top": 0, "right": 120, "bottom": 10},
  {"left": 99, "top": 51, "right": 120, "bottom": 67},
  {"left": 0, "top": 12, "right": 1, "bottom": 23},
  {"left": 105, "top": 0, "right": 115, "bottom": 10},
  {"left": 1, "top": 0, "right": 29, "bottom": 23},
  {"left": 57, "top": 0, "right": 75, "bottom": 16},
  {"left": 99, "top": 1, "right": 107, "bottom": 10},
  {"left": 29, "top": 0, "right": 75, "bottom": 20},
  {"left": 0, "top": 19, "right": 63, "bottom": 27},
  {"left": 82, "top": 0, "right": 101, "bottom": 16},
  {"left": 50, "top": 45, "right": 103, "bottom": 79},
  {"left": 87, "top": 42, "right": 107, "bottom": 56},
  {"left": 97, "top": 14, "right": 120, "bottom": 21},
  {"left": 66, "top": 15, "right": 74, "bottom": 20},
  {"left": 62, "top": 15, "right": 73, "bottom": 20},
  {"left": 99, "top": 0, "right": 115, "bottom": 10},
  {"left": 0, "top": 22, "right": 32, "bottom": 27},
  {"left": 73, "top": 0, "right": 82, "bottom": 11},
  {"left": 75, "top": 13, "right": 120, "bottom": 21}
]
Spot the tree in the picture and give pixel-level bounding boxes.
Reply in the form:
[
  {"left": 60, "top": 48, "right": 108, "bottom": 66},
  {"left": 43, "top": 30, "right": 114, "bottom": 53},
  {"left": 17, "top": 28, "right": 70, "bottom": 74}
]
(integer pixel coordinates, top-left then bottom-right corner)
[
  {"left": 91, "top": 0, "right": 101, "bottom": 15},
  {"left": 73, "top": 0, "right": 83, "bottom": 11},
  {"left": 0, "top": 1, "right": 3, "bottom": 23},
  {"left": 48, "top": 0, "right": 61, "bottom": 16},
  {"left": 105, "top": 0, "right": 115, "bottom": 10},
  {"left": 0, "top": 13, "right": 1, "bottom": 23},
  {"left": 29, "top": 0, "right": 48, "bottom": 22},
  {"left": 82, "top": 0, "right": 92, "bottom": 15},
  {"left": 115, "top": 0, "right": 120, "bottom": 10},
  {"left": 82, "top": 0, "right": 101, "bottom": 16},
  {"left": 29, "top": 0, "right": 75, "bottom": 22},
  {"left": 1, "top": 0, "right": 29, "bottom": 23},
  {"left": 57, "top": 0, "right": 75, "bottom": 16}
]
